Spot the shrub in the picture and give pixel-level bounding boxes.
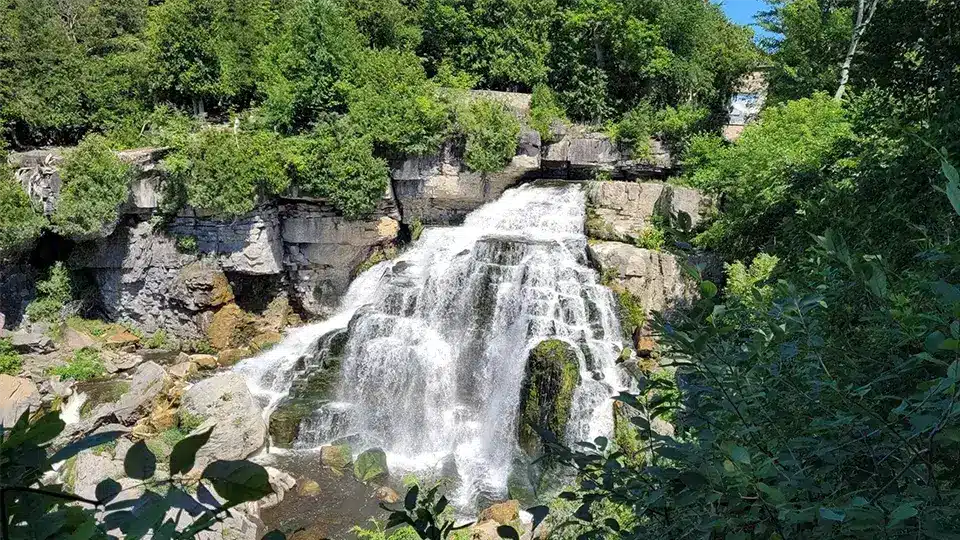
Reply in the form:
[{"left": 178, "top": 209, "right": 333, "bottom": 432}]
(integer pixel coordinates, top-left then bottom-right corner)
[
  {"left": 459, "top": 98, "right": 521, "bottom": 173},
  {"left": 0, "top": 168, "right": 46, "bottom": 256},
  {"left": 144, "top": 329, "right": 173, "bottom": 350},
  {"left": 164, "top": 129, "right": 290, "bottom": 216},
  {"left": 175, "top": 235, "right": 198, "bottom": 254},
  {"left": 345, "top": 48, "right": 451, "bottom": 156},
  {"left": 634, "top": 225, "right": 665, "bottom": 251},
  {"left": 52, "top": 134, "right": 132, "bottom": 238},
  {"left": 25, "top": 262, "right": 73, "bottom": 323},
  {"left": 0, "top": 339, "right": 22, "bottom": 376},
  {"left": 288, "top": 121, "right": 390, "bottom": 219},
  {"left": 725, "top": 252, "right": 779, "bottom": 308},
  {"left": 655, "top": 103, "right": 710, "bottom": 153},
  {"left": 50, "top": 347, "right": 105, "bottom": 381},
  {"left": 610, "top": 101, "right": 656, "bottom": 158},
  {"left": 529, "top": 84, "right": 567, "bottom": 143}
]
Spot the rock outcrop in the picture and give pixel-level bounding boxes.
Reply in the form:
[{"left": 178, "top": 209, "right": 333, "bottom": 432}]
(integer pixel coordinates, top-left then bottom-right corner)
[
  {"left": 585, "top": 181, "right": 712, "bottom": 242},
  {"left": 179, "top": 373, "right": 267, "bottom": 469},
  {"left": 516, "top": 339, "right": 580, "bottom": 457},
  {"left": 588, "top": 242, "right": 699, "bottom": 315},
  {"left": 542, "top": 131, "right": 672, "bottom": 179}
]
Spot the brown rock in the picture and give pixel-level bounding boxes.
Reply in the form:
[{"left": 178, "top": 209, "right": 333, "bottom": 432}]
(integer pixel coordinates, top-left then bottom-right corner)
[
  {"left": 252, "top": 331, "right": 283, "bottom": 351},
  {"left": 374, "top": 486, "right": 401, "bottom": 504},
  {"left": 169, "top": 362, "right": 198, "bottom": 379},
  {"left": 207, "top": 303, "right": 250, "bottom": 350},
  {"left": 635, "top": 336, "right": 656, "bottom": 358},
  {"left": 478, "top": 500, "right": 519, "bottom": 525},
  {"left": 190, "top": 354, "right": 218, "bottom": 369},
  {"left": 105, "top": 331, "right": 140, "bottom": 349},
  {"left": 0, "top": 375, "right": 40, "bottom": 426},
  {"left": 217, "top": 347, "right": 252, "bottom": 367},
  {"left": 170, "top": 261, "right": 235, "bottom": 311},
  {"left": 468, "top": 520, "right": 507, "bottom": 540}
]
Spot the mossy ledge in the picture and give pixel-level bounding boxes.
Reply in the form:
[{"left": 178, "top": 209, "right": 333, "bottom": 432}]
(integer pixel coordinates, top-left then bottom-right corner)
[{"left": 517, "top": 339, "right": 581, "bottom": 457}]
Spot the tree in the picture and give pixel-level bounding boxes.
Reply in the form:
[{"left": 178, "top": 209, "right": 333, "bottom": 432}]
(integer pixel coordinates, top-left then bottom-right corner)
[{"left": 834, "top": 0, "right": 878, "bottom": 100}]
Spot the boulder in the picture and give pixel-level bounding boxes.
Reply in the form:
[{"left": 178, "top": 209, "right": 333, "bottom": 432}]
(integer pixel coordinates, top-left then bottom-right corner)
[
  {"left": 479, "top": 500, "right": 520, "bottom": 525},
  {"left": 353, "top": 447, "right": 388, "bottom": 483},
  {"left": 588, "top": 241, "right": 699, "bottom": 315},
  {"left": 169, "top": 261, "right": 235, "bottom": 311},
  {"left": 320, "top": 444, "right": 352, "bottom": 470},
  {"left": 298, "top": 479, "right": 321, "bottom": 497},
  {"left": 268, "top": 399, "right": 312, "bottom": 448},
  {"left": 217, "top": 347, "right": 252, "bottom": 367},
  {"left": 9, "top": 329, "right": 54, "bottom": 353},
  {"left": 0, "top": 375, "right": 40, "bottom": 426},
  {"left": 180, "top": 373, "right": 267, "bottom": 469},
  {"left": 63, "top": 328, "right": 97, "bottom": 351},
  {"left": 517, "top": 340, "right": 580, "bottom": 457},
  {"left": 208, "top": 303, "right": 250, "bottom": 351},
  {"left": 112, "top": 361, "right": 167, "bottom": 424},
  {"left": 374, "top": 486, "right": 400, "bottom": 504},
  {"left": 258, "top": 466, "right": 297, "bottom": 511},
  {"left": 190, "top": 354, "right": 218, "bottom": 369},
  {"left": 104, "top": 330, "right": 140, "bottom": 349},
  {"left": 169, "top": 361, "right": 198, "bottom": 379}
]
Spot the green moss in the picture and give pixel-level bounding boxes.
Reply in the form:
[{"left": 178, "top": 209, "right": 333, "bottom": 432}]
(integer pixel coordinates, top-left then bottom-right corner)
[
  {"left": 517, "top": 339, "right": 581, "bottom": 456},
  {"left": 147, "top": 428, "right": 187, "bottom": 460},
  {"left": 61, "top": 456, "right": 78, "bottom": 492},
  {"left": 66, "top": 316, "right": 117, "bottom": 338},
  {"left": 79, "top": 380, "right": 130, "bottom": 418},
  {"left": 268, "top": 399, "right": 313, "bottom": 448},
  {"left": 614, "top": 287, "right": 645, "bottom": 340},
  {"left": 354, "top": 447, "right": 389, "bottom": 483},
  {"left": 0, "top": 338, "right": 22, "bottom": 376},
  {"left": 92, "top": 439, "right": 118, "bottom": 457},
  {"left": 50, "top": 348, "right": 106, "bottom": 381},
  {"left": 355, "top": 244, "right": 398, "bottom": 277},
  {"left": 178, "top": 411, "right": 205, "bottom": 433}
]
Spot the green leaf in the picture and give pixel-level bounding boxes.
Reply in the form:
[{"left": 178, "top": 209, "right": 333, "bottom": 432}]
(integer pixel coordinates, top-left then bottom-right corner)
[
  {"left": 700, "top": 280, "right": 718, "bottom": 299},
  {"left": 405, "top": 484, "right": 419, "bottom": 511},
  {"left": 942, "top": 158, "right": 960, "bottom": 216},
  {"left": 819, "top": 508, "right": 845, "bottom": 522},
  {"left": 124, "top": 440, "right": 157, "bottom": 480},
  {"left": 925, "top": 331, "right": 946, "bottom": 353},
  {"left": 948, "top": 361, "right": 960, "bottom": 382},
  {"left": 201, "top": 460, "right": 273, "bottom": 503},
  {"left": 756, "top": 482, "right": 785, "bottom": 504},
  {"left": 95, "top": 478, "right": 122, "bottom": 503},
  {"left": 729, "top": 445, "right": 751, "bottom": 464},
  {"left": 497, "top": 525, "right": 520, "bottom": 539},
  {"left": 888, "top": 503, "right": 918, "bottom": 527},
  {"left": 169, "top": 427, "right": 213, "bottom": 475}
]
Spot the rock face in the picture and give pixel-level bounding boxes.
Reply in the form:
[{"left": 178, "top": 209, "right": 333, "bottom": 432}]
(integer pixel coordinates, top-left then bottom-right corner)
[
  {"left": 585, "top": 181, "right": 712, "bottom": 242},
  {"left": 542, "top": 132, "right": 672, "bottom": 179},
  {"left": 180, "top": 373, "right": 266, "bottom": 469},
  {"left": 0, "top": 374, "right": 40, "bottom": 426},
  {"left": 516, "top": 340, "right": 580, "bottom": 457},
  {"left": 588, "top": 242, "right": 698, "bottom": 315},
  {"left": 391, "top": 134, "right": 541, "bottom": 225}
]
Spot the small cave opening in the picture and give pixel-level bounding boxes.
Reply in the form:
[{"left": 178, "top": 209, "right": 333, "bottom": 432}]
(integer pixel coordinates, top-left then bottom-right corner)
[{"left": 224, "top": 272, "right": 287, "bottom": 315}]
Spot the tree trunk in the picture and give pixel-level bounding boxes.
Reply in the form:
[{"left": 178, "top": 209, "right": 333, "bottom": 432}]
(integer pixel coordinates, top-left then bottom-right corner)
[{"left": 835, "top": 0, "right": 879, "bottom": 101}]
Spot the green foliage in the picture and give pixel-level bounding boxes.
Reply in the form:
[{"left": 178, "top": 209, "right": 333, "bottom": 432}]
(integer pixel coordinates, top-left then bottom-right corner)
[
  {"left": 52, "top": 135, "right": 132, "bottom": 238},
  {"left": 633, "top": 225, "right": 665, "bottom": 251},
  {"left": 50, "top": 348, "right": 105, "bottom": 382},
  {"left": 458, "top": 99, "right": 521, "bottom": 173},
  {"left": 685, "top": 94, "right": 852, "bottom": 258},
  {"left": 144, "top": 329, "right": 174, "bottom": 350},
  {"left": 178, "top": 410, "right": 205, "bottom": 433},
  {"left": 164, "top": 129, "right": 289, "bottom": 216},
  {"left": 380, "top": 484, "right": 470, "bottom": 539},
  {"left": 101, "top": 105, "right": 198, "bottom": 150},
  {"left": 354, "top": 519, "right": 422, "bottom": 540},
  {"left": 613, "top": 102, "right": 711, "bottom": 158},
  {"left": 725, "top": 252, "right": 779, "bottom": 308},
  {"left": 1, "top": 412, "right": 276, "bottom": 537},
  {"left": 655, "top": 103, "right": 710, "bottom": 153},
  {"left": 345, "top": 48, "right": 451, "bottom": 156},
  {"left": 344, "top": 0, "right": 422, "bottom": 50},
  {"left": 25, "top": 262, "right": 73, "bottom": 323},
  {"left": 529, "top": 84, "right": 567, "bottom": 143},
  {"left": 610, "top": 102, "right": 655, "bottom": 158},
  {"left": 287, "top": 121, "right": 390, "bottom": 218},
  {"left": 0, "top": 168, "right": 45, "bottom": 256},
  {"left": 0, "top": 338, "right": 22, "bottom": 376},
  {"left": 175, "top": 234, "right": 199, "bottom": 254}
]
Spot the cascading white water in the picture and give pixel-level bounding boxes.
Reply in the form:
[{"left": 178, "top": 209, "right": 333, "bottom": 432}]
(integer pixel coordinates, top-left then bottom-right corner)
[{"left": 237, "top": 182, "right": 626, "bottom": 510}]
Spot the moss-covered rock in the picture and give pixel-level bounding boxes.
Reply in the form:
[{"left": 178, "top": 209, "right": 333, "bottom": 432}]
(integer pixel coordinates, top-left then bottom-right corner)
[
  {"left": 269, "top": 399, "right": 314, "bottom": 448},
  {"left": 353, "top": 447, "right": 388, "bottom": 483},
  {"left": 320, "top": 444, "right": 352, "bottom": 470},
  {"left": 517, "top": 339, "right": 580, "bottom": 457},
  {"left": 207, "top": 303, "right": 251, "bottom": 351}
]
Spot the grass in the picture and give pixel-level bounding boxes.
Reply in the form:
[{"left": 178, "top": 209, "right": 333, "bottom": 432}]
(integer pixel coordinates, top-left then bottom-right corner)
[
  {"left": 178, "top": 411, "right": 204, "bottom": 433},
  {"left": 0, "top": 338, "right": 22, "bottom": 375},
  {"left": 50, "top": 348, "right": 106, "bottom": 381}
]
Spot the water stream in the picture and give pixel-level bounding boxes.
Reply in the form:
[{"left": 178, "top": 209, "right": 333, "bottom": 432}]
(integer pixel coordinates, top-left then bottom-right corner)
[{"left": 236, "top": 182, "right": 627, "bottom": 512}]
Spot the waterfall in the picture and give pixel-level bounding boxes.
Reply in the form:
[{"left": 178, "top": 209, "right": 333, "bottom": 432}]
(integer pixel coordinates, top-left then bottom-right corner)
[{"left": 237, "top": 182, "right": 626, "bottom": 511}]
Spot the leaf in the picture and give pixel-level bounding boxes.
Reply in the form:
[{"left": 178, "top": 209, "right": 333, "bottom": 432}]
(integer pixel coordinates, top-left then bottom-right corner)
[
  {"left": 604, "top": 518, "right": 621, "bottom": 531},
  {"left": 729, "top": 445, "right": 751, "bottom": 465},
  {"left": 819, "top": 507, "right": 846, "bottom": 522},
  {"left": 756, "top": 482, "right": 785, "bottom": 504},
  {"left": 527, "top": 505, "right": 549, "bottom": 532},
  {"left": 949, "top": 361, "right": 960, "bottom": 382},
  {"left": 680, "top": 471, "right": 708, "bottom": 488},
  {"left": 888, "top": 503, "right": 918, "bottom": 527},
  {"left": 169, "top": 427, "right": 213, "bottom": 475},
  {"left": 700, "top": 280, "right": 718, "bottom": 299},
  {"left": 201, "top": 460, "right": 273, "bottom": 503},
  {"left": 123, "top": 440, "right": 157, "bottom": 480},
  {"left": 925, "top": 331, "right": 947, "bottom": 353},
  {"left": 95, "top": 478, "right": 122, "bottom": 503},
  {"left": 654, "top": 446, "right": 686, "bottom": 460},
  {"left": 942, "top": 157, "right": 960, "bottom": 216},
  {"left": 497, "top": 525, "right": 520, "bottom": 539},
  {"left": 405, "top": 484, "right": 419, "bottom": 511}
]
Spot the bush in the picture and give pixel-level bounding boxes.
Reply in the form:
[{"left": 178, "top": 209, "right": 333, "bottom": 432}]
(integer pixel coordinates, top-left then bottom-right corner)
[
  {"left": 50, "top": 347, "right": 105, "bottom": 381},
  {"left": 634, "top": 225, "right": 665, "bottom": 251},
  {"left": 288, "top": 121, "right": 390, "bottom": 219},
  {"left": 164, "top": 129, "right": 290, "bottom": 216},
  {"left": 0, "top": 168, "right": 46, "bottom": 256},
  {"left": 0, "top": 339, "right": 22, "bottom": 376},
  {"left": 52, "top": 134, "right": 132, "bottom": 238},
  {"left": 610, "top": 102, "right": 656, "bottom": 158},
  {"left": 345, "top": 48, "right": 451, "bottom": 156},
  {"left": 529, "top": 84, "right": 567, "bottom": 143},
  {"left": 25, "top": 262, "right": 73, "bottom": 323},
  {"left": 655, "top": 104, "right": 710, "bottom": 153},
  {"left": 459, "top": 98, "right": 521, "bottom": 173}
]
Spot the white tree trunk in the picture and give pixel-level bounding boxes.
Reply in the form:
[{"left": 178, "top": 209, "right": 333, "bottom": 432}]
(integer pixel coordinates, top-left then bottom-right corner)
[{"left": 835, "top": 0, "right": 879, "bottom": 101}]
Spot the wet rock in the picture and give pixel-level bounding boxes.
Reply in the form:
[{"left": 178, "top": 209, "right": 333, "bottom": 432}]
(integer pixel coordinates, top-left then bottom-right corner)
[
  {"left": 217, "top": 347, "right": 252, "bottom": 367},
  {"left": 0, "top": 374, "right": 40, "bottom": 426},
  {"left": 320, "top": 444, "right": 352, "bottom": 470},
  {"left": 268, "top": 399, "right": 312, "bottom": 448},
  {"left": 180, "top": 373, "right": 267, "bottom": 469},
  {"left": 354, "top": 448, "right": 389, "bottom": 483},
  {"left": 374, "top": 486, "right": 400, "bottom": 504},
  {"left": 479, "top": 500, "right": 520, "bottom": 525},
  {"left": 252, "top": 331, "right": 282, "bottom": 351},
  {"left": 259, "top": 466, "right": 297, "bottom": 510},
  {"left": 517, "top": 340, "right": 580, "bottom": 457},
  {"left": 298, "top": 479, "right": 321, "bottom": 497}
]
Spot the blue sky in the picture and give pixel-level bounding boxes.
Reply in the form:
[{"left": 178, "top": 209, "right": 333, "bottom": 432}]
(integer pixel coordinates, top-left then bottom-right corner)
[{"left": 713, "top": 0, "right": 777, "bottom": 42}]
